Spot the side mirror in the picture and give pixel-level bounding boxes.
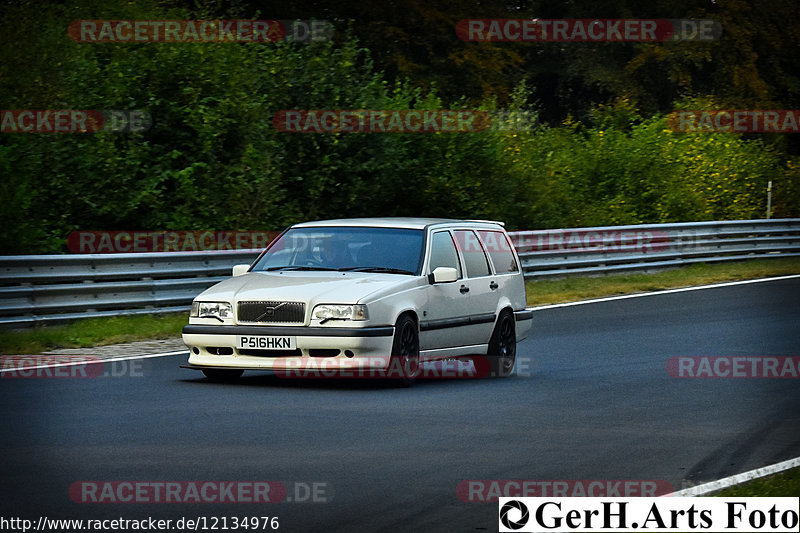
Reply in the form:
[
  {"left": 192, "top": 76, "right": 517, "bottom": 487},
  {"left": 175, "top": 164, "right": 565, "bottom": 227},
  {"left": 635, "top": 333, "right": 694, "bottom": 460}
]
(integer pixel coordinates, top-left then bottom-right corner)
[
  {"left": 428, "top": 266, "right": 458, "bottom": 284},
  {"left": 232, "top": 264, "right": 250, "bottom": 277}
]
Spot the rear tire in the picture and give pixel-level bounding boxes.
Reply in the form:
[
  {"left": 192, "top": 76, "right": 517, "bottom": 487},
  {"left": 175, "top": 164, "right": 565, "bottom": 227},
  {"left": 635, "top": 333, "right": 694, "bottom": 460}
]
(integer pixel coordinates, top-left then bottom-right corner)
[
  {"left": 202, "top": 369, "right": 244, "bottom": 381},
  {"left": 488, "top": 311, "right": 516, "bottom": 378},
  {"left": 390, "top": 314, "right": 420, "bottom": 387}
]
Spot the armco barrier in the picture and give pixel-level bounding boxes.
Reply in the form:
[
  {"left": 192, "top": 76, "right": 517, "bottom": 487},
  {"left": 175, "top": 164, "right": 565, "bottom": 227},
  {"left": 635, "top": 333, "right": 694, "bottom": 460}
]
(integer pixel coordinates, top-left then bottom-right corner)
[
  {"left": 0, "top": 219, "right": 798, "bottom": 327},
  {"left": 0, "top": 249, "right": 261, "bottom": 327},
  {"left": 511, "top": 219, "right": 800, "bottom": 278}
]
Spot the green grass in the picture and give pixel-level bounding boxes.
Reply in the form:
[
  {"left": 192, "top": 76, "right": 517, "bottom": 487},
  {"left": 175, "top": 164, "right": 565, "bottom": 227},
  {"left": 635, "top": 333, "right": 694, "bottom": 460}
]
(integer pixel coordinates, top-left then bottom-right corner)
[
  {"left": 710, "top": 467, "right": 800, "bottom": 497},
  {"left": 0, "top": 312, "right": 187, "bottom": 355},
  {"left": 1, "top": 257, "right": 798, "bottom": 355},
  {"left": 634, "top": 469, "right": 798, "bottom": 533},
  {"left": 526, "top": 257, "right": 800, "bottom": 307}
]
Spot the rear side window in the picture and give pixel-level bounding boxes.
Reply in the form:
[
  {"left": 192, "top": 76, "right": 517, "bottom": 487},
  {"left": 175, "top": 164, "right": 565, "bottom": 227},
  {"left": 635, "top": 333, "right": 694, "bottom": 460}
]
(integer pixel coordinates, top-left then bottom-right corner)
[
  {"left": 478, "top": 230, "right": 519, "bottom": 273},
  {"left": 454, "top": 230, "right": 490, "bottom": 278},
  {"left": 429, "top": 231, "right": 462, "bottom": 278}
]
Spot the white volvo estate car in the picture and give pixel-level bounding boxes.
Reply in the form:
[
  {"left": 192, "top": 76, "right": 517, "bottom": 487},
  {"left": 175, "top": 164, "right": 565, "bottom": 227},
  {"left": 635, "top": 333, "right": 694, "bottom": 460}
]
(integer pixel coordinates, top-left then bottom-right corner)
[{"left": 182, "top": 218, "right": 532, "bottom": 385}]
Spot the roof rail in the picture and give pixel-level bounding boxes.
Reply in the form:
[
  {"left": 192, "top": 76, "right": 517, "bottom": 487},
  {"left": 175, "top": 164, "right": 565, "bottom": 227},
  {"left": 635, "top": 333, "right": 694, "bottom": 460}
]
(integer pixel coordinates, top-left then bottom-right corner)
[{"left": 466, "top": 219, "right": 505, "bottom": 227}]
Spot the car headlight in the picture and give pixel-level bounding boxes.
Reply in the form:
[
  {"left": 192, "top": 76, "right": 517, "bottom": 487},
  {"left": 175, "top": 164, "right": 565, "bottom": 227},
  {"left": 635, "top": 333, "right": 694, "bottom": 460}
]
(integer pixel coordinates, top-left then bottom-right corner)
[
  {"left": 312, "top": 304, "right": 368, "bottom": 323},
  {"left": 191, "top": 301, "right": 233, "bottom": 322}
]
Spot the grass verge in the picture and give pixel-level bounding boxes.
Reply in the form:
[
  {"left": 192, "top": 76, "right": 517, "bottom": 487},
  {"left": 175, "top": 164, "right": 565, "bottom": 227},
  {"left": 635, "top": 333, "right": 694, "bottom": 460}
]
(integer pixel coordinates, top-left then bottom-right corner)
[
  {"left": 0, "top": 312, "right": 187, "bottom": 355},
  {"left": 1, "top": 258, "right": 798, "bottom": 354},
  {"left": 709, "top": 466, "right": 800, "bottom": 497},
  {"left": 526, "top": 257, "right": 800, "bottom": 307}
]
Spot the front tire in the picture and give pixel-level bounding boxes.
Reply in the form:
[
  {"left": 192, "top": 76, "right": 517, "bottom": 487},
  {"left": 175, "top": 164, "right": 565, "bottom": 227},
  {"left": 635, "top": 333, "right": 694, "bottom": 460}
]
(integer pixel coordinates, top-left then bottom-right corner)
[
  {"left": 390, "top": 314, "right": 420, "bottom": 387},
  {"left": 202, "top": 368, "right": 244, "bottom": 381},
  {"left": 488, "top": 311, "right": 516, "bottom": 378}
]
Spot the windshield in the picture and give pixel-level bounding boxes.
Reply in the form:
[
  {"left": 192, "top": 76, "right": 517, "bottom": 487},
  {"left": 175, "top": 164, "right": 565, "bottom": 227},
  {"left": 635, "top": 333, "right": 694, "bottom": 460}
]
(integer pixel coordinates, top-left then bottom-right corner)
[{"left": 252, "top": 226, "right": 425, "bottom": 275}]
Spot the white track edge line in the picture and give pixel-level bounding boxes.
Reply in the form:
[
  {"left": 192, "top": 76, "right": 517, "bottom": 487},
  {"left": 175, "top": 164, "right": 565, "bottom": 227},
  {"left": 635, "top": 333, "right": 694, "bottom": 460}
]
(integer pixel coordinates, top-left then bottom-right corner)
[
  {"left": 0, "top": 350, "right": 187, "bottom": 373},
  {"left": 666, "top": 456, "right": 800, "bottom": 496},
  {"left": 529, "top": 274, "right": 800, "bottom": 311}
]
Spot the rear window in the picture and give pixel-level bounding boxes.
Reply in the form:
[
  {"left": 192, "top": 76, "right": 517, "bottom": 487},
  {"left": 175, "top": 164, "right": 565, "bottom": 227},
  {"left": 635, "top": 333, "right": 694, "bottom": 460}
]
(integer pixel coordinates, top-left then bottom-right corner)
[
  {"left": 477, "top": 230, "right": 519, "bottom": 273},
  {"left": 454, "top": 230, "right": 490, "bottom": 278}
]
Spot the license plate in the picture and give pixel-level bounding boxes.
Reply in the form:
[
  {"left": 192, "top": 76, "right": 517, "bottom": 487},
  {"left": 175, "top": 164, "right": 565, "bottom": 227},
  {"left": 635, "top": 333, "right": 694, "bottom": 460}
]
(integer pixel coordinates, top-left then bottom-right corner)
[{"left": 237, "top": 335, "right": 296, "bottom": 350}]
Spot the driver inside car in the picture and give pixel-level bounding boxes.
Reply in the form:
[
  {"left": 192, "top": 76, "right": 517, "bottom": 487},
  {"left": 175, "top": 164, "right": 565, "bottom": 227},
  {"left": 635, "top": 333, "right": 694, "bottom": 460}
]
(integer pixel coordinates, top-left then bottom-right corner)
[{"left": 316, "top": 237, "right": 354, "bottom": 269}]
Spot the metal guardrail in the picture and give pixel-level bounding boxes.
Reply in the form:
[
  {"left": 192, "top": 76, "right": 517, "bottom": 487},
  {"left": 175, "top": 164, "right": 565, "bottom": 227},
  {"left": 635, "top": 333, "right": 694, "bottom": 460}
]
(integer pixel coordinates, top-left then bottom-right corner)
[
  {"left": 1, "top": 219, "right": 798, "bottom": 327},
  {"left": 511, "top": 219, "right": 800, "bottom": 278},
  {"left": 0, "top": 249, "right": 261, "bottom": 327}
]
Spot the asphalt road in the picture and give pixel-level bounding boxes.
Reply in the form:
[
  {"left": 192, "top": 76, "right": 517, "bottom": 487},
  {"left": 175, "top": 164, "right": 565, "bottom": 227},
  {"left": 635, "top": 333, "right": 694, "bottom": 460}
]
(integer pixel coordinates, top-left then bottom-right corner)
[{"left": 1, "top": 277, "right": 798, "bottom": 532}]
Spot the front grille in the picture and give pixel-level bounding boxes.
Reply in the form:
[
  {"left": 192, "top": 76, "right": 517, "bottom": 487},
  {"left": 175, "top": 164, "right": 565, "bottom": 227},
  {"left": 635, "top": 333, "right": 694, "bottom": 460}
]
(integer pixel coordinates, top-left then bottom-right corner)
[
  {"left": 237, "top": 301, "right": 305, "bottom": 324},
  {"left": 206, "top": 347, "right": 233, "bottom": 355},
  {"left": 309, "top": 349, "right": 340, "bottom": 357}
]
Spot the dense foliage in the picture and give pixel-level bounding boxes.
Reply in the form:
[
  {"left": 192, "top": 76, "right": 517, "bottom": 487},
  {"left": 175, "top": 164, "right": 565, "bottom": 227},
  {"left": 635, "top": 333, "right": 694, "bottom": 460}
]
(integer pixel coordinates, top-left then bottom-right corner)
[{"left": 0, "top": 0, "right": 798, "bottom": 253}]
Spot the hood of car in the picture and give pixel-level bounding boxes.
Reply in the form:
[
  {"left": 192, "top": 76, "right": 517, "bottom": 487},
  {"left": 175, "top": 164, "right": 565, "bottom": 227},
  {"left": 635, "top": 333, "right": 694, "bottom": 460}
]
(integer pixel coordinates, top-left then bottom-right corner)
[{"left": 195, "top": 271, "right": 420, "bottom": 306}]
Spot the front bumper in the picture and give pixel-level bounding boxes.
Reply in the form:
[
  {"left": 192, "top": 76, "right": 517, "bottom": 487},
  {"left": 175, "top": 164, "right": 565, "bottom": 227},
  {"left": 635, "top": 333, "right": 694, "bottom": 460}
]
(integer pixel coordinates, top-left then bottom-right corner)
[{"left": 182, "top": 324, "right": 395, "bottom": 370}]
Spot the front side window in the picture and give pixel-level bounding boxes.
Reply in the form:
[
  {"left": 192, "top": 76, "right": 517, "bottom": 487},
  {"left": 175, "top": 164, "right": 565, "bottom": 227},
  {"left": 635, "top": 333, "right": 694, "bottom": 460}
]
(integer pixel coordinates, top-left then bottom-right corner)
[{"left": 428, "top": 231, "right": 462, "bottom": 278}]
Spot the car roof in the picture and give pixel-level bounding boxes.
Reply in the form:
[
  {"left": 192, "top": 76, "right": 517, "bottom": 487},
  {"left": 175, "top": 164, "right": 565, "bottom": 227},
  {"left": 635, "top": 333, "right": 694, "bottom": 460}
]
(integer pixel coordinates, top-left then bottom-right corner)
[{"left": 290, "top": 217, "right": 505, "bottom": 230}]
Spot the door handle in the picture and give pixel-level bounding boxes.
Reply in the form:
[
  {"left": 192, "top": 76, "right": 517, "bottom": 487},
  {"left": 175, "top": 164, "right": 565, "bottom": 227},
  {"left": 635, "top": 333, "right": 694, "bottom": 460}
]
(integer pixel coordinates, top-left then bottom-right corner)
[
  {"left": 489, "top": 281, "right": 499, "bottom": 290},
  {"left": 459, "top": 285, "right": 470, "bottom": 294}
]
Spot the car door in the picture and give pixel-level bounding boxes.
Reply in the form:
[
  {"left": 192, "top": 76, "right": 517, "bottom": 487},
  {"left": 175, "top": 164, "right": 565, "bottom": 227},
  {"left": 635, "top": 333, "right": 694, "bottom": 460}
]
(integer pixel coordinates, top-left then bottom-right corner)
[
  {"left": 477, "top": 228, "right": 526, "bottom": 312},
  {"left": 419, "top": 230, "right": 472, "bottom": 352},
  {"left": 453, "top": 229, "right": 499, "bottom": 345}
]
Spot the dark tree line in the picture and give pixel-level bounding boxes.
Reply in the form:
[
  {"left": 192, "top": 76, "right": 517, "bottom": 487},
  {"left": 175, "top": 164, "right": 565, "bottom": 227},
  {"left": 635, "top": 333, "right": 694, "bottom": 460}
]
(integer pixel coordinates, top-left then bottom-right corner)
[{"left": 0, "top": 0, "right": 798, "bottom": 253}]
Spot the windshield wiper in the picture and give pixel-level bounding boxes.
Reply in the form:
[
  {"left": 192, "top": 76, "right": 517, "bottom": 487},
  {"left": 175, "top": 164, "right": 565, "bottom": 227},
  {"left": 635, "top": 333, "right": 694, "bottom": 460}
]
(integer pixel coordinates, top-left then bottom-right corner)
[
  {"left": 342, "top": 267, "right": 416, "bottom": 275},
  {"left": 263, "top": 266, "right": 339, "bottom": 272}
]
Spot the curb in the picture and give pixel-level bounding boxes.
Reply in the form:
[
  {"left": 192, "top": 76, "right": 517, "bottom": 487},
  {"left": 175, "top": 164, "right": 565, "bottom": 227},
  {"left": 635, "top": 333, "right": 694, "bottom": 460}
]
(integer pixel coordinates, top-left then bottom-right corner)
[{"left": 667, "top": 456, "right": 800, "bottom": 496}]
